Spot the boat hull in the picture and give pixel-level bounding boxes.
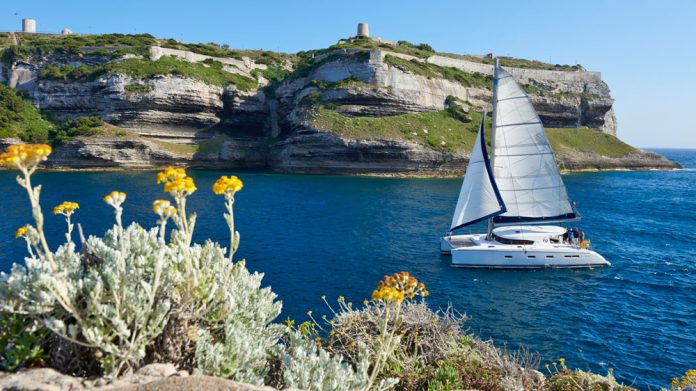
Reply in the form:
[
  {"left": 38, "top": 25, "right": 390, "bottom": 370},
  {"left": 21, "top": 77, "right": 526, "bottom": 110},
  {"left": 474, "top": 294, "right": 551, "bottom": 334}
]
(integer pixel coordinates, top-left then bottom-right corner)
[{"left": 441, "top": 234, "right": 610, "bottom": 269}]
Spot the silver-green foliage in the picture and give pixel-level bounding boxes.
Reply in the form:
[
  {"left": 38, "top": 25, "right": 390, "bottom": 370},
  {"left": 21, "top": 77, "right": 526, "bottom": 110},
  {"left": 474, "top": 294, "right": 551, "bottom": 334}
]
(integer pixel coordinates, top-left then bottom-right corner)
[
  {"left": 193, "top": 257, "right": 285, "bottom": 385},
  {"left": 0, "top": 221, "right": 285, "bottom": 379},
  {"left": 279, "top": 331, "right": 397, "bottom": 391},
  {"left": 1, "top": 224, "right": 173, "bottom": 375}
]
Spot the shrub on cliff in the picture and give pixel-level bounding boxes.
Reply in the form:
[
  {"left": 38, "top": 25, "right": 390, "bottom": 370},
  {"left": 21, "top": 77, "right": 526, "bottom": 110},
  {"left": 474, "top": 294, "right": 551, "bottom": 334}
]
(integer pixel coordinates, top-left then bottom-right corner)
[
  {"left": 545, "top": 361, "right": 634, "bottom": 391},
  {"left": 50, "top": 116, "right": 105, "bottom": 144},
  {"left": 0, "top": 84, "right": 52, "bottom": 143},
  {"left": 38, "top": 63, "right": 106, "bottom": 81}
]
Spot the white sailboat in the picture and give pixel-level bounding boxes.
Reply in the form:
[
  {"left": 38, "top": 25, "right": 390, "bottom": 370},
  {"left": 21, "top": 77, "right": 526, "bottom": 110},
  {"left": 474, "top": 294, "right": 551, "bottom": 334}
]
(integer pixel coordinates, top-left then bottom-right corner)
[{"left": 440, "top": 59, "right": 610, "bottom": 268}]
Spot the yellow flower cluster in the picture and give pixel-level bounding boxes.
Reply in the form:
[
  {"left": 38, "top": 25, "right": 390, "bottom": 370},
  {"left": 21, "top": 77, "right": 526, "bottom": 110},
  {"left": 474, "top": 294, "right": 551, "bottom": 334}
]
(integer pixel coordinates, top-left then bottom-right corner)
[
  {"left": 371, "top": 272, "right": 429, "bottom": 303},
  {"left": 15, "top": 225, "right": 28, "bottom": 239},
  {"left": 157, "top": 166, "right": 196, "bottom": 197},
  {"left": 212, "top": 175, "right": 243, "bottom": 196},
  {"left": 103, "top": 191, "right": 127, "bottom": 207},
  {"left": 672, "top": 369, "right": 696, "bottom": 388},
  {"left": 53, "top": 201, "right": 79, "bottom": 216},
  {"left": 0, "top": 144, "right": 52, "bottom": 170},
  {"left": 152, "top": 199, "right": 177, "bottom": 217},
  {"left": 156, "top": 166, "right": 187, "bottom": 184}
]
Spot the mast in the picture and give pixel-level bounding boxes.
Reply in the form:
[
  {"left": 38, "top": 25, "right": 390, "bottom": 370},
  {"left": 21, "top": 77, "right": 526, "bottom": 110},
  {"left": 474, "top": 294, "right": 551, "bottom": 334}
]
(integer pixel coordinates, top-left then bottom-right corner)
[{"left": 486, "top": 57, "right": 500, "bottom": 240}]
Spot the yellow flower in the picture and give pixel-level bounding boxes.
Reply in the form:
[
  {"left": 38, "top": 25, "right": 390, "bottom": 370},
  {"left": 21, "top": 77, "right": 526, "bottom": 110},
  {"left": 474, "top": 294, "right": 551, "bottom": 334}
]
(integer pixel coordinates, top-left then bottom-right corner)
[
  {"left": 15, "top": 226, "right": 28, "bottom": 239},
  {"left": 104, "top": 191, "right": 126, "bottom": 207},
  {"left": 559, "top": 357, "right": 565, "bottom": 366},
  {"left": 0, "top": 144, "right": 52, "bottom": 170},
  {"left": 371, "top": 272, "right": 428, "bottom": 304},
  {"left": 156, "top": 166, "right": 187, "bottom": 184},
  {"left": 153, "top": 200, "right": 177, "bottom": 218},
  {"left": 212, "top": 175, "right": 243, "bottom": 195},
  {"left": 152, "top": 199, "right": 170, "bottom": 214},
  {"left": 163, "top": 176, "right": 196, "bottom": 197},
  {"left": 53, "top": 201, "right": 79, "bottom": 216}
]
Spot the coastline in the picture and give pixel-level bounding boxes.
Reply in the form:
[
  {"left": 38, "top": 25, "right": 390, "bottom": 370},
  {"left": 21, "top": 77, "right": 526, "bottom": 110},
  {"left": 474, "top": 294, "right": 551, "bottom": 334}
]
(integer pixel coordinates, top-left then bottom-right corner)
[{"left": 0, "top": 164, "right": 683, "bottom": 177}]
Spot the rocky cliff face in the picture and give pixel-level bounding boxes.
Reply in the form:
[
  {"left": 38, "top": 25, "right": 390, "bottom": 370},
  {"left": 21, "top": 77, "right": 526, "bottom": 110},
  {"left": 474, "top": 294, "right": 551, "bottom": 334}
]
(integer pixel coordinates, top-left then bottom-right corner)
[{"left": 0, "top": 38, "right": 679, "bottom": 173}]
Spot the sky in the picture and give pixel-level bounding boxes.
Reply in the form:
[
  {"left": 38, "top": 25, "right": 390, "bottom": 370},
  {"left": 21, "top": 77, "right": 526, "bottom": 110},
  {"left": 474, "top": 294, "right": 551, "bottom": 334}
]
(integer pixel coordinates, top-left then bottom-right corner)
[{"left": 2, "top": 0, "right": 695, "bottom": 148}]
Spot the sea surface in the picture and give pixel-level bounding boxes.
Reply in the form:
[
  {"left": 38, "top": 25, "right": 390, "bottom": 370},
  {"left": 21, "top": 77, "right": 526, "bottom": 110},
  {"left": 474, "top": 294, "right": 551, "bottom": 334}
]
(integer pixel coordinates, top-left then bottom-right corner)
[{"left": 0, "top": 149, "right": 694, "bottom": 389}]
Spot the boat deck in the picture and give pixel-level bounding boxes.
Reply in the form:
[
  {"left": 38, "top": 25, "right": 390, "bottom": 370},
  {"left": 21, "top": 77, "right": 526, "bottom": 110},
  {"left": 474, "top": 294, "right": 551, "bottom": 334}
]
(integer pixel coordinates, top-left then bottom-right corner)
[{"left": 447, "top": 236, "right": 477, "bottom": 247}]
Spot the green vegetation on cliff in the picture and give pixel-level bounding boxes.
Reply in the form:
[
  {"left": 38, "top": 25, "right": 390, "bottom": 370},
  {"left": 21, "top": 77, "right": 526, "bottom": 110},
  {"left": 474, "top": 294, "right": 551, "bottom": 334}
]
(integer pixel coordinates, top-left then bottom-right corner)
[
  {"left": 160, "top": 38, "right": 298, "bottom": 65},
  {"left": 298, "top": 36, "right": 435, "bottom": 59},
  {"left": 1, "top": 33, "right": 156, "bottom": 64},
  {"left": 546, "top": 127, "right": 636, "bottom": 158},
  {"left": 108, "top": 56, "right": 258, "bottom": 90},
  {"left": 39, "top": 63, "right": 105, "bottom": 81},
  {"left": 36, "top": 56, "right": 258, "bottom": 91},
  {"left": 0, "top": 84, "right": 112, "bottom": 144},
  {"left": 441, "top": 53, "right": 583, "bottom": 71},
  {"left": 0, "top": 84, "right": 52, "bottom": 143},
  {"left": 384, "top": 55, "right": 492, "bottom": 88},
  {"left": 310, "top": 105, "right": 637, "bottom": 158},
  {"left": 50, "top": 116, "right": 105, "bottom": 144},
  {"left": 309, "top": 106, "right": 485, "bottom": 152}
]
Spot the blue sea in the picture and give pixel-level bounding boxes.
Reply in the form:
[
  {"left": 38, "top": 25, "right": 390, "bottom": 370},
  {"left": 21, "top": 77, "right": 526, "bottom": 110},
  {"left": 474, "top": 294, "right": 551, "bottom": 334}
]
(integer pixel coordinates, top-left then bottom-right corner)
[{"left": 0, "top": 149, "right": 694, "bottom": 389}]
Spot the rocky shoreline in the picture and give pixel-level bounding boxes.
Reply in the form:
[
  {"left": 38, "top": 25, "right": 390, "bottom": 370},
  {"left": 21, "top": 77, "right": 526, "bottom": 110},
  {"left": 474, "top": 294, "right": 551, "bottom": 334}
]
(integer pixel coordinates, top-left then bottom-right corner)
[{"left": 0, "top": 135, "right": 681, "bottom": 176}]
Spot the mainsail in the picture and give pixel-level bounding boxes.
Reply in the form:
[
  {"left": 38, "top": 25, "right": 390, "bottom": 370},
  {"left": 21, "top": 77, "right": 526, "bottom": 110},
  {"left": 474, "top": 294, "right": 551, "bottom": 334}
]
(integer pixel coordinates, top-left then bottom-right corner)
[
  {"left": 490, "top": 62, "right": 577, "bottom": 224},
  {"left": 450, "top": 114, "right": 506, "bottom": 231}
]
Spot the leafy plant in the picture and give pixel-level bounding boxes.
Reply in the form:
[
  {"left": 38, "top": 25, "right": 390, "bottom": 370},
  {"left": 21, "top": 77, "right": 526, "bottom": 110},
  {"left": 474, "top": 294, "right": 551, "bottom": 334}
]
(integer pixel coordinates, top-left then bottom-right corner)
[
  {"left": 428, "top": 360, "right": 462, "bottom": 391},
  {"left": 0, "top": 312, "right": 46, "bottom": 371}
]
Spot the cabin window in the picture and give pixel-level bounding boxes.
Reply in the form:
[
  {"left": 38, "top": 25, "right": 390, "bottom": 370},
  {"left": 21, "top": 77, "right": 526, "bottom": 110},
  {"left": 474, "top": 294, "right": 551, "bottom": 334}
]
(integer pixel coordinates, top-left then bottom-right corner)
[
  {"left": 504, "top": 255, "right": 512, "bottom": 258},
  {"left": 546, "top": 255, "right": 554, "bottom": 258},
  {"left": 528, "top": 255, "right": 536, "bottom": 258},
  {"left": 493, "top": 233, "right": 534, "bottom": 245},
  {"left": 564, "top": 255, "right": 580, "bottom": 258}
]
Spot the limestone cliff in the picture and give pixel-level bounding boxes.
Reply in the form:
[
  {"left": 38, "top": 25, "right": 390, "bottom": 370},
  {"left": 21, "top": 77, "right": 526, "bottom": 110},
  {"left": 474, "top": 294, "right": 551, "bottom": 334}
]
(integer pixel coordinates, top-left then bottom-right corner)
[{"left": 0, "top": 33, "right": 679, "bottom": 173}]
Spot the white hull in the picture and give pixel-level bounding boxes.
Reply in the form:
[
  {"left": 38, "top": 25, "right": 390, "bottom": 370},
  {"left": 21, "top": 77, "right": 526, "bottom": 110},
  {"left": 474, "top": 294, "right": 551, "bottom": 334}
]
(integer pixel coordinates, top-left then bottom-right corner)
[{"left": 440, "top": 233, "right": 610, "bottom": 269}]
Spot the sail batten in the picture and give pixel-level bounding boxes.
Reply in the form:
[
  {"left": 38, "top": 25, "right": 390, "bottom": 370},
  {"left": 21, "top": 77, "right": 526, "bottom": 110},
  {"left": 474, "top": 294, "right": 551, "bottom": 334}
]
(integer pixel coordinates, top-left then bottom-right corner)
[
  {"left": 449, "top": 114, "right": 506, "bottom": 231},
  {"left": 490, "top": 65, "right": 577, "bottom": 224}
]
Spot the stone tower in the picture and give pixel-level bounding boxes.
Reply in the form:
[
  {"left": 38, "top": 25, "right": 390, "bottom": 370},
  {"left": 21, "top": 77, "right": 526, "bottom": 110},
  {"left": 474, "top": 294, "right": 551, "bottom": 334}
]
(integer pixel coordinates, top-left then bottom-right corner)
[
  {"left": 22, "top": 18, "right": 36, "bottom": 33},
  {"left": 357, "top": 23, "right": 369, "bottom": 37}
]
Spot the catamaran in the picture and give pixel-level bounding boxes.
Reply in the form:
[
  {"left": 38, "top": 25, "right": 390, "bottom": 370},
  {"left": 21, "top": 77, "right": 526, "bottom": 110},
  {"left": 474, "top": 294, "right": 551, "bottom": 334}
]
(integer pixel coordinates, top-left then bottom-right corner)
[{"left": 440, "top": 59, "right": 610, "bottom": 268}]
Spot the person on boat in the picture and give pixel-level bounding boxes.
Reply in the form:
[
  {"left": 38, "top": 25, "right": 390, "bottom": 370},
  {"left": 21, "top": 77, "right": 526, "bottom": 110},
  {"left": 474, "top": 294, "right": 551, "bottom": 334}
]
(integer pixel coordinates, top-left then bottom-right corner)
[
  {"left": 579, "top": 230, "right": 586, "bottom": 243},
  {"left": 573, "top": 227, "right": 580, "bottom": 239},
  {"left": 568, "top": 229, "right": 574, "bottom": 244},
  {"left": 562, "top": 228, "right": 569, "bottom": 243}
]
